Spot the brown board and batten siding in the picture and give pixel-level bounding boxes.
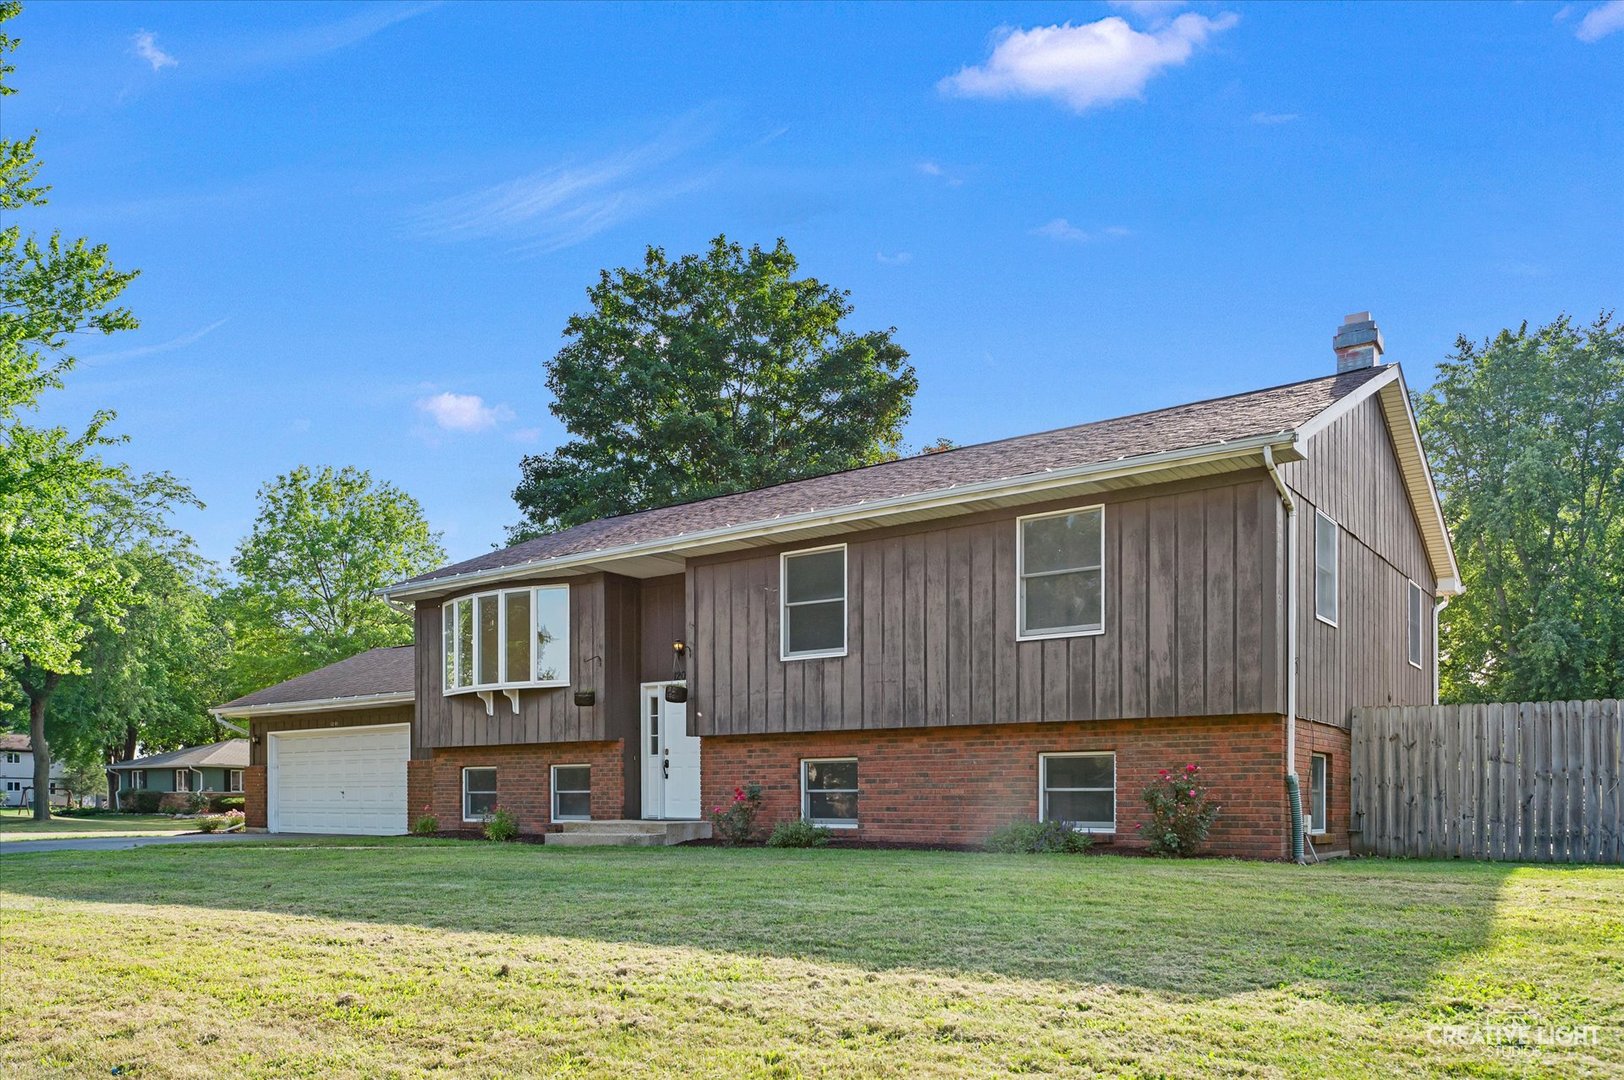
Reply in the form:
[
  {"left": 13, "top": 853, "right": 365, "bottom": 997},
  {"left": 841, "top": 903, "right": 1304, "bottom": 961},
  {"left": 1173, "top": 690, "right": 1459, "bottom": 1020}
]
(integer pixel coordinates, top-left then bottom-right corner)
[
  {"left": 248, "top": 706, "right": 415, "bottom": 767},
  {"left": 1280, "top": 393, "right": 1436, "bottom": 727},
  {"left": 686, "top": 475, "right": 1285, "bottom": 737}
]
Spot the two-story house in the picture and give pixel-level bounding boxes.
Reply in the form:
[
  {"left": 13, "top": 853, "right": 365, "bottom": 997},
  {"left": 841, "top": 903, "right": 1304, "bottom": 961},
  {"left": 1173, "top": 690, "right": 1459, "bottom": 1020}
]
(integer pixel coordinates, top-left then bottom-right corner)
[
  {"left": 0, "top": 733, "right": 69, "bottom": 809},
  {"left": 215, "top": 313, "right": 1459, "bottom": 858}
]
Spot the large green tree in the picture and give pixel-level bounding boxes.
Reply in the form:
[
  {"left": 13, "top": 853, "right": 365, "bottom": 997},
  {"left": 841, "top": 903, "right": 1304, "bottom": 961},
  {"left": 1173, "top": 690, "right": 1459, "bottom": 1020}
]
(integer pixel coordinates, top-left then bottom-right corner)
[
  {"left": 511, "top": 236, "right": 918, "bottom": 538},
  {"left": 224, "top": 465, "right": 445, "bottom": 692},
  {"left": 1417, "top": 312, "right": 1624, "bottom": 702}
]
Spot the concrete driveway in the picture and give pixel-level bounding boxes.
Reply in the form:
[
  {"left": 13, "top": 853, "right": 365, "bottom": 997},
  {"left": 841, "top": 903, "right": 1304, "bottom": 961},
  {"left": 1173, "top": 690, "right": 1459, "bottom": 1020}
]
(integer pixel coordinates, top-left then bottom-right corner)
[{"left": 0, "top": 832, "right": 293, "bottom": 855}]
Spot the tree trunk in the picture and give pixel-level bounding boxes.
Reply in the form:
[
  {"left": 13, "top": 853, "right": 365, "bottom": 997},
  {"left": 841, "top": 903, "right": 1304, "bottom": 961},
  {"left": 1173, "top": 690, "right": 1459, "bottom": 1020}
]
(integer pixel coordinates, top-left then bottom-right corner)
[{"left": 29, "top": 691, "right": 51, "bottom": 822}]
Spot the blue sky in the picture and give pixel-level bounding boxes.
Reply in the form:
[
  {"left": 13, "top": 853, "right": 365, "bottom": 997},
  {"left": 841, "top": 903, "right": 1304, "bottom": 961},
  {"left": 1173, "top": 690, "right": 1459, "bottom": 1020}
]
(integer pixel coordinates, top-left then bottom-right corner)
[{"left": 13, "top": 1, "right": 1623, "bottom": 568}]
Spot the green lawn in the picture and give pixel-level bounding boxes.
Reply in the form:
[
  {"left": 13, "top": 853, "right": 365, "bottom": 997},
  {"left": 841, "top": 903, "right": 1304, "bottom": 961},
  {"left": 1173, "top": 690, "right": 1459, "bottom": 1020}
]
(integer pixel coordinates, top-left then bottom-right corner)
[
  {"left": 1, "top": 843, "right": 1618, "bottom": 1078},
  {"left": 0, "top": 812, "right": 199, "bottom": 842}
]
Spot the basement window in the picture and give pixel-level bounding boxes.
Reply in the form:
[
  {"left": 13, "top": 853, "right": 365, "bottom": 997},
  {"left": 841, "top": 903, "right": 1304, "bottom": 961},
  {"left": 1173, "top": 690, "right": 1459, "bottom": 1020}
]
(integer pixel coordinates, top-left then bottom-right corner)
[
  {"left": 1407, "top": 580, "right": 1425, "bottom": 669},
  {"left": 441, "top": 585, "right": 571, "bottom": 695},
  {"left": 1314, "top": 511, "right": 1339, "bottom": 626},
  {"left": 801, "top": 759, "right": 858, "bottom": 828},
  {"left": 551, "top": 765, "right": 591, "bottom": 822},
  {"left": 462, "top": 767, "right": 498, "bottom": 822},
  {"left": 1308, "top": 754, "right": 1328, "bottom": 835},
  {"left": 1018, "top": 506, "right": 1105, "bottom": 639},
  {"left": 781, "top": 546, "right": 847, "bottom": 660},
  {"left": 1039, "top": 752, "right": 1116, "bottom": 832}
]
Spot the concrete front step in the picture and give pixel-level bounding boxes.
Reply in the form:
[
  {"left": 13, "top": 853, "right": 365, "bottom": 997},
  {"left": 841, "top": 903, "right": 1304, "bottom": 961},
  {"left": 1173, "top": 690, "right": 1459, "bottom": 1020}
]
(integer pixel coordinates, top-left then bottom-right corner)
[{"left": 546, "top": 819, "right": 711, "bottom": 846}]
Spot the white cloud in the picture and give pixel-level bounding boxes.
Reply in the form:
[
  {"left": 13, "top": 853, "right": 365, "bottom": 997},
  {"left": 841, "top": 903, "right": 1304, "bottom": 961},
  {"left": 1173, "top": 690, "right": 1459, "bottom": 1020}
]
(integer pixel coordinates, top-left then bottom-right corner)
[
  {"left": 939, "top": 12, "right": 1239, "bottom": 114},
  {"left": 410, "top": 119, "right": 715, "bottom": 254},
  {"left": 132, "top": 30, "right": 177, "bottom": 71},
  {"left": 1108, "top": 1, "right": 1189, "bottom": 26},
  {"left": 416, "top": 392, "right": 515, "bottom": 433},
  {"left": 916, "top": 160, "right": 964, "bottom": 187},
  {"left": 1250, "top": 110, "right": 1299, "bottom": 125},
  {"left": 1575, "top": 1, "right": 1624, "bottom": 41},
  {"left": 875, "top": 251, "right": 913, "bottom": 265},
  {"left": 1031, "top": 219, "right": 1130, "bottom": 243}
]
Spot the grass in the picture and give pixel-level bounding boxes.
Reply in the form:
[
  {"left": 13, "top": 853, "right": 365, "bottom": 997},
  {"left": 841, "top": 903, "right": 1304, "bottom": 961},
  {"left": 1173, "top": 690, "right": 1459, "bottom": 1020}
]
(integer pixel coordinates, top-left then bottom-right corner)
[
  {"left": 1, "top": 842, "right": 1619, "bottom": 1078},
  {"left": 0, "top": 811, "right": 199, "bottom": 842}
]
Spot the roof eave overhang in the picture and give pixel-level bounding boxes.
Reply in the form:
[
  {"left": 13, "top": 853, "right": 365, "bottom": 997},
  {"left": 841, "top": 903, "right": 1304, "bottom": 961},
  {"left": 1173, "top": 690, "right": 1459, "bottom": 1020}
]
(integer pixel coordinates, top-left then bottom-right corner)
[
  {"left": 210, "top": 691, "right": 416, "bottom": 720},
  {"left": 383, "top": 431, "right": 1306, "bottom": 602}
]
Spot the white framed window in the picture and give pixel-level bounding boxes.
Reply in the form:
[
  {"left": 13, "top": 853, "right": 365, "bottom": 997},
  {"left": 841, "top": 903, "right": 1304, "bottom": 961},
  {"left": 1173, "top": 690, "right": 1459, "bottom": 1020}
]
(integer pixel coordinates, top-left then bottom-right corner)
[
  {"left": 5, "top": 781, "right": 18, "bottom": 792},
  {"left": 4, "top": 751, "right": 18, "bottom": 764},
  {"left": 462, "top": 767, "right": 498, "bottom": 821},
  {"left": 551, "top": 764, "right": 591, "bottom": 821},
  {"left": 1039, "top": 752, "right": 1116, "bottom": 831},
  {"left": 1407, "top": 580, "right": 1425, "bottom": 669},
  {"left": 1018, "top": 506, "right": 1105, "bottom": 640},
  {"left": 1314, "top": 510, "right": 1339, "bottom": 626},
  {"left": 781, "top": 545, "right": 847, "bottom": 660},
  {"left": 228, "top": 769, "right": 244, "bottom": 792},
  {"left": 441, "top": 585, "right": 570, "bottom": 695},
  {"left": 130, "top": 769, "right": 145, "bottom": 790},
  {"left": 1308, "top": 753, "right": 1328, "bottom": 835},
  {"left": 801, "top": 758, "right": 858, "bottom": 828},
  {"left": 174, "top": 769, "right": 192, "bottom": 793}
]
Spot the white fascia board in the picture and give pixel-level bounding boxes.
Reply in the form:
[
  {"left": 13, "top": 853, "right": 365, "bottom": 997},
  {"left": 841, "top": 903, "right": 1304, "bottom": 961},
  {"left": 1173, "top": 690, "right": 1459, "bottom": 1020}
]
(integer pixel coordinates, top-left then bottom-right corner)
[
  {"left": 210, "top": 691, "right": 415, "bottom": 720},
  {"left": 381, "top": 432, "right": 1300, "bottom": 602}
]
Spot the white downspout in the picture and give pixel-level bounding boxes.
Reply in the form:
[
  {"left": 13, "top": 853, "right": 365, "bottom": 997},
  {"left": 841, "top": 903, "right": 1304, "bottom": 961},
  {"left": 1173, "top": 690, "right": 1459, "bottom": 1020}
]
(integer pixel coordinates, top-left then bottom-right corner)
[
  {"left": 1264, "top": 446, "right": 1304, "bottom": 863},
  {"left": 1432, "top": 596, "right": 1449, "bottom": 705}
]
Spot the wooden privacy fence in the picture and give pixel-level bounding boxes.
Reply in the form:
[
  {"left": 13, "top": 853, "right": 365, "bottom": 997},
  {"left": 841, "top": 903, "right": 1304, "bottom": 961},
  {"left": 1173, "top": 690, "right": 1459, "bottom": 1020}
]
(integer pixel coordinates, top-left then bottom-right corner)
[{"left": 1349, "top": 700, "right": 1622, "bottom": 863}]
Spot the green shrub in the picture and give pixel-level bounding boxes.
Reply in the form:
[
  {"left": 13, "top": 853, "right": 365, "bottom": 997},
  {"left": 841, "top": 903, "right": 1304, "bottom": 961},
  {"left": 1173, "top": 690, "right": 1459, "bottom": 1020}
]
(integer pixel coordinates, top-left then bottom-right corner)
[
  {"left": 205, "top": 794, "right": 245, "bottom": 813},
  {"left": 412, "top": 813, "right": 439, "bottom": 837},
  {"left": 483, "top": 807, "right": 518, "bottom": 842},
  {"left": 766, "top": 819, "right": 832, "bottom": 848},
  {"left": 709, "top": 783, "right": 763, "bottom": 845},
  {"left": 195, "top": 815, "right": 224, "bottom": 834},
  {"left": 1139, "top": 763, "right": 1221, "bottom": 856},
  {"left": 984, "top": 819, "right": 1093, "bottom": 854},
  {"left": 56, "top": 806, "right": 111, "bottom": 817},
  {"left": 119, "top": 790, "right": 163, "bottom": 814}
]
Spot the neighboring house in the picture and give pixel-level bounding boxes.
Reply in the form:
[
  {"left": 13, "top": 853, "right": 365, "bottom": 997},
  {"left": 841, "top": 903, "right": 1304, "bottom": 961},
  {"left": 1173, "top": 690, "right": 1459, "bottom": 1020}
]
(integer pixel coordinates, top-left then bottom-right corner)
[
  {"left": 0, "top": 732, "right": 69, "bottom": 808},
  {"left": 215, "top": 313, "right": 1460, "bottom": 858},
  {"left": 107, "top": 740, "right": 250, "bottom": 805}
]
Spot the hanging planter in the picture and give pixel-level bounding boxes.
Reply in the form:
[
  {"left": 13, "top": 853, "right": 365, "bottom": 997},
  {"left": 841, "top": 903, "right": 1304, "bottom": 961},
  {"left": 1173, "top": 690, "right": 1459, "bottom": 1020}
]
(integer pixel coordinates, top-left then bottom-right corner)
[
  {"left": 573, "top": 690, "right": 596, "bottom": 707},
  {"left": 664, "top": 682, "right": 688, "bottom": 704}
]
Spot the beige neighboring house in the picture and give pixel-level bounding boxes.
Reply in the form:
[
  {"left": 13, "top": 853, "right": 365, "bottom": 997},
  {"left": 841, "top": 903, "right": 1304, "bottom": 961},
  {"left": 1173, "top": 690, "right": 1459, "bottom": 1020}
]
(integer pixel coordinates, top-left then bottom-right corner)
[{"left": 0, "top": 733, "right": 70, "bottom": 809}]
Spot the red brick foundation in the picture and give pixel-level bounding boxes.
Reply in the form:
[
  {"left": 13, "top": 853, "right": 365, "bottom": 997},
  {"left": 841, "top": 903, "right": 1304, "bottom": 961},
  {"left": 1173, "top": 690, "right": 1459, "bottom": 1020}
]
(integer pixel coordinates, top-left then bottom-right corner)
[
  {"left": 243, "top": 765, "right": 267, "bottom": 830},
  {"left": 422, "top": 741, "right": 625, "bottom": 836},
  {"left": 701, "top": 716, "right": 1296, "bottom": 859},
  {"left": 1295, "top": 718, "right": 1352, "bottom": 855}
]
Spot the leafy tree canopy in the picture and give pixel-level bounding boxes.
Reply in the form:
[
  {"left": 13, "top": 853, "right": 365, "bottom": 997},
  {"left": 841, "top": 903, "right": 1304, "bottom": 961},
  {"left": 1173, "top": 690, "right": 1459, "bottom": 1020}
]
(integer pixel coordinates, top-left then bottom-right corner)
[
  {"left": 1417, "top": 312, "right": 1624, "bottom": 702},
  {"left": 224, "top": 465, "right": 446, "bottom": 692},
  {"left": 511, "top": 236, "right": 918, "bottom": 538}
]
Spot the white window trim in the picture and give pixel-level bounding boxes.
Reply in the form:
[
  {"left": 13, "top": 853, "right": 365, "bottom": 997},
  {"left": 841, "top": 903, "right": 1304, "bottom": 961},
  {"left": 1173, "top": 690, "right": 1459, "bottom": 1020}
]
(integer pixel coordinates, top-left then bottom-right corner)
[
  {"left": 800, "top": 757, "right": 859, "bottom": 829},
  {"left": 550, "top": 763, "right": 592, "bottom": 822},
  {"left": 1314, "top": 509, "right": 1340, "bottom": 628},
  {"left": 1406, "top": 580, "right": 1425, "bottom": 669},
  {"left": 1038, "top": 751, "right": 1117, "bottom": 832},
  {"left": 228, "top": 769, "right": 244, "bottom": 792},
  {"left": 461, "top": 766, "right": 498, "bottom": 823},
  {"left": 130, "top": 769, "right": 145, "bottom": 790},
  {"left": 780, "top": 544, "right": 849, "bottom": 661},
  {"left": 1016, "top": 505, "right": 1107, "bottom": 641},
  {"left": 441, "top": 584, "right": 571, "bottom": 696},
  {"left": 174, "top": 769, "right": 192, "bottom": 793},
  {"left": 1308, "top": 753, "right": 1329, "bottom": 835}
]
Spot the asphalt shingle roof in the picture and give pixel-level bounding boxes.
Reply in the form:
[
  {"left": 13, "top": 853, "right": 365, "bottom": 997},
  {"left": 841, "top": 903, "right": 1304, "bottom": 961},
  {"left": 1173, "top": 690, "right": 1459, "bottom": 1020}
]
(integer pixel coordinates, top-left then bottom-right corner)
[
  {"left": 401, "top": 366, "right": 1389, "bottom": 588},
  {"left": 0, "top": 733, "right": 32, "bottom": 753},
  {"left": 214, "top": 645, "right": 415, "bottom": 711},
  {"left": 107, "top": 739, "right": 249, "bottom": 770}
]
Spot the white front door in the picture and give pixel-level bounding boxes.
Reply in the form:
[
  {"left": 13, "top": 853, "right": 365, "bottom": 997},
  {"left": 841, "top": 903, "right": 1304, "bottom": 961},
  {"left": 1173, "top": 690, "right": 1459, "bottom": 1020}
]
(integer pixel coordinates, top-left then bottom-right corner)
[{"left": 641, "top": 684, "right": 701, "bottom": 820}]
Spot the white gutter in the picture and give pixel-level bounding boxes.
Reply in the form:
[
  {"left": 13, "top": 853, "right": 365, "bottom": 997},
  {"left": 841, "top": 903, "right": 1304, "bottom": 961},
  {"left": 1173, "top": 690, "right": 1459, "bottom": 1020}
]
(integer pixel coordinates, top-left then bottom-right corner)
[
  {"left": 1432, "top": 596, "right": 1450, "bottom": 705},
  {"left": 211, "top": 691, "right": 415, "bottom": 720},
  {"left": 214, "top": 716, "right": 249, "bottom": 737},
  {"left": 1263, "top": 446, "right": 1302, "bottom": 858},
  {"left": 384, "top": 431, "right": 1302, "bottom": 601}
]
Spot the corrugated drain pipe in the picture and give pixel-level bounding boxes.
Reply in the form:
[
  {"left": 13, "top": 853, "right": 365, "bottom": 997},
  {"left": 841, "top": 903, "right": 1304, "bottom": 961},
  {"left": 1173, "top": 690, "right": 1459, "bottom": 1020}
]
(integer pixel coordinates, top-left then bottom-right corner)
[{"left": 1263, "top": 446, "right": 1305, "bottom": 864}]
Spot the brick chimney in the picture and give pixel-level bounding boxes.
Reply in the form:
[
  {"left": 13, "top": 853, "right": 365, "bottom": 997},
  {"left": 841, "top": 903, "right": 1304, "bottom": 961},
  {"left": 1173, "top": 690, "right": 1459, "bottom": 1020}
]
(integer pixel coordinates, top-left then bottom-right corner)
[{"left": 1333, "top": 311, "right": 1384, "bottom": 372}]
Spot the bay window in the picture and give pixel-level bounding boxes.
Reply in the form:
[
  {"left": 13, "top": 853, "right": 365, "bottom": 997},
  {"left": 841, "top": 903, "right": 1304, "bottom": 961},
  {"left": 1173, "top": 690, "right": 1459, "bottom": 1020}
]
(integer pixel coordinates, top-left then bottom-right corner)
[{"left": 441, "top": 585, "right": 570, "bottom": 694}]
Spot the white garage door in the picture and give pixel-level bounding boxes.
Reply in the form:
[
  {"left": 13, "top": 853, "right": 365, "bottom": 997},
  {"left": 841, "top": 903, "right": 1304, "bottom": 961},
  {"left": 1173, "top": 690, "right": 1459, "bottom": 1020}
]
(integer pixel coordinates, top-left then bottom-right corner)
[{"left": 269, "top": 724, "right": 409, "bottom": 835}]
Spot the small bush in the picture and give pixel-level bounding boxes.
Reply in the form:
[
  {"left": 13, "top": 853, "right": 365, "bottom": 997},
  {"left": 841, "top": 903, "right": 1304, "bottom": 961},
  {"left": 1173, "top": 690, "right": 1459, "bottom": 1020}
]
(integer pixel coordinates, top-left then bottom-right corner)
[
  {"left": 483, "top": 807, "right": 518, "bottom": 842},
  {"left": 1139, "top": 763, "right": 1221, "bottom": 856},
  {"left": 766, "top": 819, "right": 832, "bottom": 848},
  {"left": 206, "top": 794, "right": 245, "bottom": 813},
  {"left": 984, "top": 819, "right": 1093, "bottom": 854},
  {"left": 195, "top": 815, "right": 224, "bottom": 833},
  {"left": 412, "top": 813, "right": 439, "bottom": 837},
  {"left": 119, "top": 790, "right": 163, "bottom": 814},
  {"left": 56, "top": 806, "right": 110, "bottom": 817},
  {"left": 221, "top": 809, "right": 245, "bottom": 826},
  {"left": 186, "top": 790, "right": 209, "bottom": 814},
  {"left": 709, "top": 783, "right": 763, "bottom": 845}
]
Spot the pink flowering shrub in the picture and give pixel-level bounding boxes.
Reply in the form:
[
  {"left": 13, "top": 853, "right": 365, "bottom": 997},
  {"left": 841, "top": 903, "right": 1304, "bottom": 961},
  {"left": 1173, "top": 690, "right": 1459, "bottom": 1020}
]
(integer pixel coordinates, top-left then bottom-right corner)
[
  {"left": 1138, "top": 763, "right": 1221, "bottom": 856},
  {"left": 412, "top": 804, "right": 439, "bottom": 836},
  {"left": 709, "top": 783, "right": 763, "bottom": 845}
]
